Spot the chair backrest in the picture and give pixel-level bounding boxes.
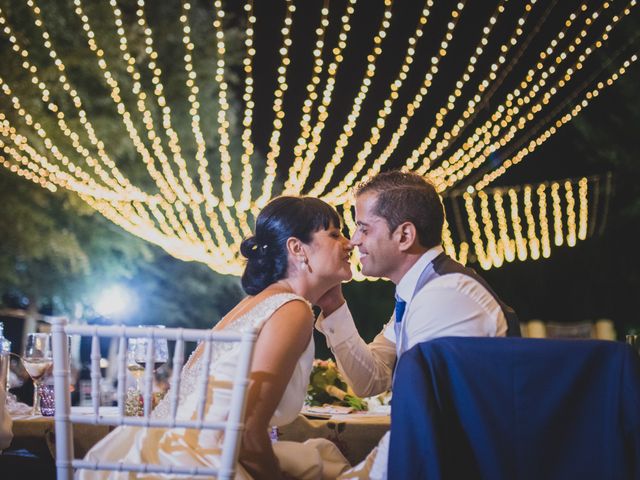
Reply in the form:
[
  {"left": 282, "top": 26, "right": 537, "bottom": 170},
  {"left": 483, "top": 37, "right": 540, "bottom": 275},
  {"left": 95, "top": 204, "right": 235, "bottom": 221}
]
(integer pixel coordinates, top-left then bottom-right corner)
[
  {"left": 389, "top": 337, "right": 640, "bottom": 480},
  {"left": 51, "top": 318, "right": 257, "bottom": 480}
]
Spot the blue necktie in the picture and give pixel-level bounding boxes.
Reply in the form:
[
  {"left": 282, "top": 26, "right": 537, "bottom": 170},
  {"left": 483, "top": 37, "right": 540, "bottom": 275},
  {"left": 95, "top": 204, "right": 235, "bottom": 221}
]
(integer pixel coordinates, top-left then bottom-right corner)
[
  {"left": 394, "top": 296, "right": 407, "bottom": 349},
  {"left": 394, "top": 296, "right": 407, "bottom": 324}
]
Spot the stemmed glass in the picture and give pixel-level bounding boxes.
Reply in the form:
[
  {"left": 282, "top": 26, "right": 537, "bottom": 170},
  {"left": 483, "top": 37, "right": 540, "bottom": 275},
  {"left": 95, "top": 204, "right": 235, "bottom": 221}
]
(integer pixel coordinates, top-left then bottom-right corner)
[
  {"left": 127, "top": 339, "right": 145, "bottom": 391},
  {"left": 133, "top": 334, "right": 169, "bottom": 383},
  {"left": 23, "top": 333, "right": 53, "bottom": 415}
]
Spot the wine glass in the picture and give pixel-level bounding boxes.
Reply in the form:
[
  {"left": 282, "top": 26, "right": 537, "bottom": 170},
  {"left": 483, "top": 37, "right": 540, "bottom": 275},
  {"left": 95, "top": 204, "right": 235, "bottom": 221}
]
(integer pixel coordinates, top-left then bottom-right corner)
[
  {"left": 127, "top": 339, "right": 145, "bottom": 391},
  {"left": 23, "top": 333, "right": 53, "bottom": 415},
  {"left": 133, "top": 331, "right": 169, "bottom": 388}
]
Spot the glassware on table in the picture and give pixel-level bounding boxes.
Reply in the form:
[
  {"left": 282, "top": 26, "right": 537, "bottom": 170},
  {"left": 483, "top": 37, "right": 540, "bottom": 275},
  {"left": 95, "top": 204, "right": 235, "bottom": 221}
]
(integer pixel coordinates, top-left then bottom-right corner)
[
  {"left": 127, "top": 338, "right": 145, "bottom": 391},
  {"left": 125, "top": 329, "right": 168, "bottom": 416},
  {"left": 23, "top": 333, "right": 53, "bottom": 415},
  {"left": 0, "top": 322, "right": 11, "bottom": 391},
  {"left": 133, "top": 332, "right": 169, "bottom": 374},
  {"left": 626, "top": 334, "right": 640, "bottom": 354}
]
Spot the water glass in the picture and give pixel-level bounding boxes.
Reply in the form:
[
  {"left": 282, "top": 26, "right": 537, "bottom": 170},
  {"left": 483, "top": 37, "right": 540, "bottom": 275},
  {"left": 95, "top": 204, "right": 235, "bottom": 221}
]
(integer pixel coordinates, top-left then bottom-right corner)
[{"left": 23, "top": 333, "right": 53, "bottom": 415}]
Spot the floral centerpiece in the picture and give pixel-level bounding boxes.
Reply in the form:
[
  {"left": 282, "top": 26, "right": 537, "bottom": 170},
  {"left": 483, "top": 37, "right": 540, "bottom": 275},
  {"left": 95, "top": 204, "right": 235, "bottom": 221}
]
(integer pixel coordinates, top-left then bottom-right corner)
[{"left": 306, "top": 359, "right": 367, "bottom": 411}]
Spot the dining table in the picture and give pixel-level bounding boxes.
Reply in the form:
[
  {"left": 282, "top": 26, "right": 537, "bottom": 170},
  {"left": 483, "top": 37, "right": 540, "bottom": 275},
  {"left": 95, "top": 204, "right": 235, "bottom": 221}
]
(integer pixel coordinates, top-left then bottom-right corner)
[{"left": 5, "top": 407, "right": 390, "bottom": 469}]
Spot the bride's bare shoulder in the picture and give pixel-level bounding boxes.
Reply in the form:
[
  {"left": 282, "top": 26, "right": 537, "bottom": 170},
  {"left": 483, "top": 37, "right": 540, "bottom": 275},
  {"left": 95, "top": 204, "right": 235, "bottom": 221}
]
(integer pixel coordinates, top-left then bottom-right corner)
[{"left": 217, "top": 287, "right": 309, "bottom": 329}]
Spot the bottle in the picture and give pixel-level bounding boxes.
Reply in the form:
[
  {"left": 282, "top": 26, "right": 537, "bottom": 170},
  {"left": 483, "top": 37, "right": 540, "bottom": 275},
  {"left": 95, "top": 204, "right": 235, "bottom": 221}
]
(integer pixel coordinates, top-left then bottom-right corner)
[{"left": 0, "top": 322, "right": 11, "bottom": 390}]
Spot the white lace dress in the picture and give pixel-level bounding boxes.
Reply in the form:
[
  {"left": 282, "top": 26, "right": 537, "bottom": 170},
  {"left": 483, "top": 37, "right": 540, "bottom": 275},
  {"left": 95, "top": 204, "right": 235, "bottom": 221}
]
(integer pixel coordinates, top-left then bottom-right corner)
[{"left": 79, "top": 293, "right": 349, "bottom": 479}]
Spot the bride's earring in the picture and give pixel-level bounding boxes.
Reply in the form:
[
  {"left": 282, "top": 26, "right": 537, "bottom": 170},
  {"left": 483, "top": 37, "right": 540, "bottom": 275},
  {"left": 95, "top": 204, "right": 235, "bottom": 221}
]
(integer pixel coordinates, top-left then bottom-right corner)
[{"left": 300, "top": 258, "right": 309, "bottom": 271}]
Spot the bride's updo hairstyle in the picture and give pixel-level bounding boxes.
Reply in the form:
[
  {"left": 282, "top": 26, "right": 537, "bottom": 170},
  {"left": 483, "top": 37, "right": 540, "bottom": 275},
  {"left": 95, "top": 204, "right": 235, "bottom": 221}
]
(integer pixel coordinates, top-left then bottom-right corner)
[{"left": 240, "top": 196, "right": 341, "bottom": 295}]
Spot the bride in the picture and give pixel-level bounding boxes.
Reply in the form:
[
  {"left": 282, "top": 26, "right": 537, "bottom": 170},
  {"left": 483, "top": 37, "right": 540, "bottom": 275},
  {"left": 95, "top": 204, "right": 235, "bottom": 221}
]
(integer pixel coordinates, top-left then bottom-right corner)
[{"left": 81, "top": 196, "right": 353, "bottom": 479}]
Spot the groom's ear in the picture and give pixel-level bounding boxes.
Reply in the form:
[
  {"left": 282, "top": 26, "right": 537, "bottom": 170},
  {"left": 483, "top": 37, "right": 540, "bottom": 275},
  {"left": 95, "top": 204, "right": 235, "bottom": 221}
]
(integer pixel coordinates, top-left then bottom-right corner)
[{"left": 395, "top": 222, "right": 418, "bottom": 252}]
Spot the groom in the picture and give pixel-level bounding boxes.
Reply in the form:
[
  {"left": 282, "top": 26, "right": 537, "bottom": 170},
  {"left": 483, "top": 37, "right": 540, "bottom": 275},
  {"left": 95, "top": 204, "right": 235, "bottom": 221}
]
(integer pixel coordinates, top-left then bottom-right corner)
[{"left": 315, "top": 171, "right": 519, "bottom": 475}]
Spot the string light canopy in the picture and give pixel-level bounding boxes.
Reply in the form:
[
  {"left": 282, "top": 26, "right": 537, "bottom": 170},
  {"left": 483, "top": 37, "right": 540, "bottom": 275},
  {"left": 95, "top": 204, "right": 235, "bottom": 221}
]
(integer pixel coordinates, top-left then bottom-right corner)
[
  {"left": 441, "top": 173, "right": 611, "bottom": 270},
  {"left": 0, "top": 0, "right": 637, "bottom": 278}
]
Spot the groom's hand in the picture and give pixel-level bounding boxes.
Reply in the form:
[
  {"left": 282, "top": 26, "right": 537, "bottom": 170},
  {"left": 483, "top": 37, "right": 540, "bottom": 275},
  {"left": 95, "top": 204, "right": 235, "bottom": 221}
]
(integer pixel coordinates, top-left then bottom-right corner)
[{"left": 316, "top": 284, "right": 346, "bottom": 317}]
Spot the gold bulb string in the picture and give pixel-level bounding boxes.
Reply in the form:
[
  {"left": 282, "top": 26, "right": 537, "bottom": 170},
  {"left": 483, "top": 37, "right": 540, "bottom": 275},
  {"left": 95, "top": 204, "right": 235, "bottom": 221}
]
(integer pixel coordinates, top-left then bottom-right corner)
[
  {"left": 130, "top": 0, "right": 233, "bottom": 251},
  {"left": 399, "top": 0, "right": 525, "bottom": 176},
  {"left": 0, "top": 77, "right": 136, "bottom": 199},
  {"left": 204, "top": 0, "right": 247, "bottom": 249},
  {"left": 20, "top": 0, "right": 139, "bottom": 195},
  {"left": 103, "top": 0, "right": 192, "bottom": 204},
  {"left": 3, "top": 4, "right": 219, "bottom": 251},
  {"left": 224, "top": 0, "right": 258, "bottom": 241},
  {"left": 463, "top": 191, "right": 490, "bottom": 269},
  {"left": 175, "top": 0, "right": 244, "bottom": 255},
  {"left": 535, "top": 184, "right": 550, "bottom": 261},
  {"left": 303, "top": 0, "right": 395, "bottom": 197},
  {"left": 128, "top": 0, "right": 201, "bottom": 203},
  {"left": 436, "top": 2, "right": 613, "bottom": 187},
  {"left": 0, "top": 129, "right": 70, "bottom": 194},
  {"left": 81, "top": 193, "right": 236, "bottom": 273},
  {"left": 0, "top": 139, "right": 58, "bottom": 192},
  {"left": 430, "top": 1, "right": 614, "bottom": 189},
  {"left": 564, "top": 180, "right": 577, "bottom": 246},
  {"left": 426, "top": 1, "right": 592, "bottom": 185},
  {"left": 238, "top": 0, "right": 256, "bottom": 212},
  {"left": 309, "top": 0, "right": 433, "bottom": 199},
  {"left": 0, "top": 6, "right": 137, "bottom": 196},
  {"left": 256, "top": 0, "right": 295, "bottom": 207},
  {"left": 411, "top": 0, "right": 544, "bottom": 177},
  {"left": 0, "top": 0, "right": 633, "bottom": 277},
  {"left": 417, "top": 0, "right": 561, "bottom": 173},
  {"left": 178, "top": 0, "right": 232, "bottom": 254},
  {"left": 284, "top": 0, "right": 337, "bottom": 192},
  {"left": 507, "top": 188, "right": 528, "bottom": 261},
  {"left": 321, "top": 0, "right": 465, "bottom": 204},
  {"left": 134, "top": 1, "right": 236, "bottom": 252},
  {"left": 338, "top": 200, "right": 365, "bottom": 281},
  {"left": 577, "top": 177, "right": 588, "bottom": 240},
  {"left": 478, "top": 190, "right": 503, "bottom": 267},
  {"left": 435, "top": 1, "right": 634, "bottom": 191},
  {"left": 454, "top": 176, "right": 593, "bottom": 269},
  {"left": 472, "top": 50, "right": 638, "bottom": 191},
  {"left": 71, "top": 0, "right": 184, "bottom": 204},
  {"left": 0, "top": 103, "right": 189, "bottom": 245},
  {"left": 522, "top": 185, "right": 541, "bottom": 260},
  {"left": 442, "top": 219, "right": 469, "bottom": 265},
  {"left": 210, "top": 0, "right": 236, "bottom": 208},
  {"left": 0, "top": 118, "right": 139, "bottom": 201},
  {"left": 493, "top": 190, "right": 516, "bottom": 262},
  {"left": 550, "top": 181, "right": 563, "bottom": 246},
  {"left": 108, "top": 0, "right": 237, "bottom": 253}
]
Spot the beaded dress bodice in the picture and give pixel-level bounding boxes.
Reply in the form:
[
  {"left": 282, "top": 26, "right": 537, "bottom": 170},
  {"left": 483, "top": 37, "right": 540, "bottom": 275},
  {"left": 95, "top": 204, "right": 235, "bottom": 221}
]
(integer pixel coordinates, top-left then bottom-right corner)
[{"left": 153, "top": 293, "right": 314, "bottom": 426}]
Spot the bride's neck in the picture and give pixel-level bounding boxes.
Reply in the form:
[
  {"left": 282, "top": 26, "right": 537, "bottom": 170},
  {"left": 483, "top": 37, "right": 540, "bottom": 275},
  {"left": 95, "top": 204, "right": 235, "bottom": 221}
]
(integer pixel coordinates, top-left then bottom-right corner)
[{"left": 271, "top": 277, "right": 324, "bottom": 305}]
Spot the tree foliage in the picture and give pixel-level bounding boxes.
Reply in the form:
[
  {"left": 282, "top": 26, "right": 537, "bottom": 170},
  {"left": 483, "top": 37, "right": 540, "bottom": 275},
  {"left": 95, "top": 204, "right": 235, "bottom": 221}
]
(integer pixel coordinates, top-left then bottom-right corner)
[{"left": 0, "top": 0, "right": 249, "bottom": 326}]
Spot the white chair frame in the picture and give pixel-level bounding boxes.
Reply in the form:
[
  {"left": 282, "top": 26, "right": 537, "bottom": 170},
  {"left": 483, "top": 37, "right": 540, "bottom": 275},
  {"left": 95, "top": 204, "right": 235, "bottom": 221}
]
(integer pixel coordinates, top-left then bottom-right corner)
[{"left": 51, "top": 318, "right": 257, "bottom": 480}]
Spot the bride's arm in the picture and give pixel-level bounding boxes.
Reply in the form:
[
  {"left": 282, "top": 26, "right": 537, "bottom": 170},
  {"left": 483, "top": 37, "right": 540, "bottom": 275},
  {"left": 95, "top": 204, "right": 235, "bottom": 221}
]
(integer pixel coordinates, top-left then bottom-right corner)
[{"left": 239, "top": 300, "right": 313, "bottom": 479}]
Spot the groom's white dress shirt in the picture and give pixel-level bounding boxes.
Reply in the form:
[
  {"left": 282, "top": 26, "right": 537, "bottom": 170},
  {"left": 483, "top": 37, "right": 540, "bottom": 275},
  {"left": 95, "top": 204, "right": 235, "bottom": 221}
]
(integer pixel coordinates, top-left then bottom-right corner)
[
  {"left": 316, "top": 245, "right": 508, "bottom": 397},
  {"left": 318, "top": 246, "right": 508, "bottom": 479}
]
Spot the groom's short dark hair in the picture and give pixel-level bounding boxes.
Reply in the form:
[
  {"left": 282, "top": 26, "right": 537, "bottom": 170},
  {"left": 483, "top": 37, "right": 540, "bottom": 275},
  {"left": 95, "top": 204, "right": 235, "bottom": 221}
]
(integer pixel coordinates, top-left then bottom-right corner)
[{"left": 355, "top": 171, "right": 444, "bottom": 249}]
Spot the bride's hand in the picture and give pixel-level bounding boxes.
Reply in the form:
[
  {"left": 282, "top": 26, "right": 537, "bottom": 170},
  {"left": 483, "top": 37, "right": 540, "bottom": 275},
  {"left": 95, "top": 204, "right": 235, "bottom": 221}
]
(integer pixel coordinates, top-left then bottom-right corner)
[{"left": 316, "top": 284, "right": 346, "bottom": 317}]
